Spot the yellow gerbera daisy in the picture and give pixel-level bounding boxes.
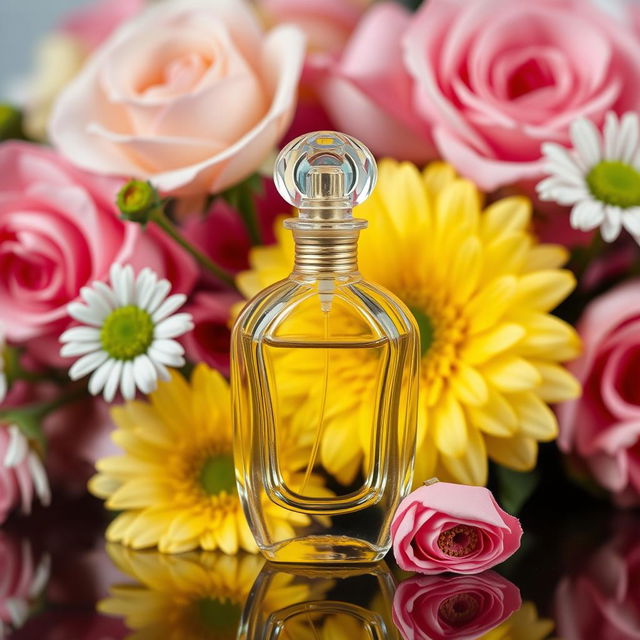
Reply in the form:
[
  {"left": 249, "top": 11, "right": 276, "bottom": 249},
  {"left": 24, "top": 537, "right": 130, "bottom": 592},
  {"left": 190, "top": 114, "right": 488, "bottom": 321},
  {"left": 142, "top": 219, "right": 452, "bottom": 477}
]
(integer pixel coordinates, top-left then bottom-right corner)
[
  {"left": 99, "top": 545, "right": 316, "bottom": 639},
  {"left": 89, "top": 364, "right": 328, "bottom": 554},
  {"left": 237, "top": 160, "right": 581, "bottom": 486}
]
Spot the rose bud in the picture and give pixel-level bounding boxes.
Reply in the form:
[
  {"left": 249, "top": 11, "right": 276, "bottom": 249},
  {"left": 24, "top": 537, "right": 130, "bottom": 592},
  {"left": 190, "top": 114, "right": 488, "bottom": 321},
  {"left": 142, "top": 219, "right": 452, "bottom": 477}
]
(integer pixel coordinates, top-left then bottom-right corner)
[{"left": 391, "top": 481, "right": 522, "bottom": 575}]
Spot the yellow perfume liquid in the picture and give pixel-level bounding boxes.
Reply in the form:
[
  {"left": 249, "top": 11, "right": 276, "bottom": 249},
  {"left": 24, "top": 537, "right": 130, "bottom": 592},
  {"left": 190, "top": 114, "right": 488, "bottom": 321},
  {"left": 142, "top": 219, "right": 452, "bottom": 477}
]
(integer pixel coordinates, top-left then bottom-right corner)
[{"left": 232, "top": 132, "right": 419, "bottom": 563}]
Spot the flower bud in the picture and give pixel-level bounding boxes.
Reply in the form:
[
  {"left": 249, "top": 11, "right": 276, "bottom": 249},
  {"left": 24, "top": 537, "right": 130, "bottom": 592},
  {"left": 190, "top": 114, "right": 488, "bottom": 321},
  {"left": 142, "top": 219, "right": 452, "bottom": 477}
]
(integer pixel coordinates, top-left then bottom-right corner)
[{"left": 117, "top": 180, "right": 161, "bottom": 225}]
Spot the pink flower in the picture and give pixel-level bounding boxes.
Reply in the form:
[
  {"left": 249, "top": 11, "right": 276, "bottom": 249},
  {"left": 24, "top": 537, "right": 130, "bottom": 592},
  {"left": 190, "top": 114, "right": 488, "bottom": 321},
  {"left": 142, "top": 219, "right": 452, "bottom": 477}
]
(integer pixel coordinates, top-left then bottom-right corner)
[
  {"left": 318, "top": 3, "right": 434, "bottom": 163},
  {"left": 391, "top": 482, "right": 522, "bottom": 575},
  {"left": 181, "top": 291, "right": 240, "bottom": 376},
  {"left": 555, "top": 524, "right": 640, "bottom": 640},
  {"left": 0, "top": 142, "right": 196, "bottom": 364},
  {"left": 558, "top": 279, "right": 640, "bottom": 505},
  {"left": 60, "top": 0, "right": 146, "bottom": 52},
  {"left": 393, "top": 572, "right": 521, "bottom": 640},
  {"left": 0, "top": 424, "right": 50, "bottom": 525},
  {"left": 403, "top": 0, "right": 640, "bottom": 191},
  {"left": 0, "top": 533, "right": 50, "bottom": 637},
  {"left": 50, "top": 0, "right": 305, "bottom": 196}
]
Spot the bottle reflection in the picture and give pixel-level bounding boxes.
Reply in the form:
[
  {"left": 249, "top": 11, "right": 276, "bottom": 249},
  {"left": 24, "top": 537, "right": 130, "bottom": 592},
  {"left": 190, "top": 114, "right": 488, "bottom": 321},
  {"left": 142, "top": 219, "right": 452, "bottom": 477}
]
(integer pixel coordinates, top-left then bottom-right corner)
[
  {"left": 392, "top": 572, "right": 551, "bottom": 640},
  {"left": 240, "top": 561, "right": 399, "bottom": 639}
]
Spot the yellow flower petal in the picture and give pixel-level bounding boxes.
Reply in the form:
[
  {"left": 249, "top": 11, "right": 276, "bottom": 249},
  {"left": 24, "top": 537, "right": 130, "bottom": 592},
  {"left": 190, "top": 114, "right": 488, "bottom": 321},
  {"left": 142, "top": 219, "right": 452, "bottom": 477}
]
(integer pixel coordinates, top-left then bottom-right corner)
[
  {"left": 486, "top": 434, "right": 538, "bottom": 471},
  {"left": 467, "top": 388, "right": 518, "bottom": 437},
  {"left": 482, "top": 356, "right": 542, "bottom": 392},
  {"left": 533, "top": 361, "right": 582, "bottom": 403},
  {"left": 481, "top": 196, "right": 531, "bottom": 241},
  {"left": 440, "top": 425, "right": 488, "bottom": 485},
  {"left": 515, "top": 270, "right": 576, "bottom": 312},
  {"left": 451, "top": 362, "right": 489, "bottom": 406},
  {"left": 524, "top": 244, "right": 569, "bottom": 271},
  {"left": 463, "top": 323, "right": 525, "bottom": 365},
  {"left": 433, "top": 392, "right": 468, "bottom": 458},
  {"left": 511, "top": 391, "right": 559, "bottom": 441}
]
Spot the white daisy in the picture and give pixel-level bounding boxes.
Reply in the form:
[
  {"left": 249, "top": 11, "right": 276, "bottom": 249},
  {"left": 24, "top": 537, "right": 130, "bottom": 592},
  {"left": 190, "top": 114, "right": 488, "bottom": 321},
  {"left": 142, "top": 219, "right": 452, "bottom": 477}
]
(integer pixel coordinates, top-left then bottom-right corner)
[
  {"left": 537, "top": 111, "right": 640, "bottom": 243},
  {"left": 60, "top": 264, "right": 193, "bottom": 402}
]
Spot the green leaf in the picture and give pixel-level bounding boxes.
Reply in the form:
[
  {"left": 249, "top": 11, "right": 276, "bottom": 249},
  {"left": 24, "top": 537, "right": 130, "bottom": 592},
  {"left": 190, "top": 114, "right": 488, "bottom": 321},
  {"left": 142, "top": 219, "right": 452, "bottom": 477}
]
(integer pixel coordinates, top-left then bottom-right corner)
[
  {"left": 220, "top": 173, "right": 263, "bottom": 245},
  {"left": 494, "top": 464, "right": 540, "bottom": 514},
  {"left": 0, "top": 104, "right": 25, "bottom": 141}
]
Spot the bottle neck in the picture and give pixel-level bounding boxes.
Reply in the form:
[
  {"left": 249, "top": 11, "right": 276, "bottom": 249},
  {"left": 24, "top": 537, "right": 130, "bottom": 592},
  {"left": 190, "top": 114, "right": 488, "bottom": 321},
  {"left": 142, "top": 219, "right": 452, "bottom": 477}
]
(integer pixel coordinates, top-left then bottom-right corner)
[{"left": 291, "top": 229, "right": 360, "bottom": 276}]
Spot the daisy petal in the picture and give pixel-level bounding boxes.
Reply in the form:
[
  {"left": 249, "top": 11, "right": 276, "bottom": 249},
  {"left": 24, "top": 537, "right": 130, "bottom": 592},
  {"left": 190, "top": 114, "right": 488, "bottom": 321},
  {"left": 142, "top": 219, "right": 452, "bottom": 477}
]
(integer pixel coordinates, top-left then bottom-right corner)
[
  {"left": 133, "top": 354, "right": 158, "bottom": 394},
  {"left": 69, "top": 351, "right": 109, "bottom": 380},
  {"left": 150, "top": 338, "right": 185, "bottom": 356},
  {"left": 541, "top": 143, "right": 583, "bottom": 179},
  {"left": 120, "top": 360, "right": 136, "bottom": 400},
  {"left": 151, "top": 294, "right": 187, "bottom": 323},
  {"left": 570, "top": 200, "right": 605, "bottom": 231},
  {"left": 80, "top": 286, "right": 112, "bottom": 319},
  {"left": 604, "top": 111, "right": 620, "bottom": 160},
  {"left": 0, "top": 374, "right": 6, "bottom": 404},
  {"left": 148, "top": 346, "right": 185, "bottom": 367},
  {"left": 112, "top": 264, "right": 134, "bottom": 306},
  {"left": 152, "top": 360, "right": 171, "bottom": 381},
  {"left": 618, "top": 112, "right": 640, "bottom": 165},
  {"left": 103, "top": 360, "right": 123, "bottom": 402},
  {"left": 571, "top": 118, "right": 601, "bottom": 169},
  {"left": 60, "top": 342, "right": 101, "bottom": 357},
  {"left": 146, "top": 280, "right": 172, "bottom": 315},
  {"left": 622, "top": 209, "right": 640, "bottom": 237},
  {"left": 59, "top": 326, "right": 101, "bottom": 343},
  {"left": 601, "top": 206, "right": 623, "bottom": 242},
  {"left": 88, "top": 359, "right": 116, "bottom": 396},
  {"left": 92, "top": 281, "right": 118, "bottom": 308},
  {"left": 4, "top": 426, "right": 27, "bottom": 467},
  {"left": 27, "top": 452, "right": 51, "bottom": 506},
  {"left": 154, "top": 314, "right": 193, "bottom": 339},
  {"left": 67, "top": 302, "right": 103, "bottom": 327},
  {"left": 136, "top": 268, "right": 158, "bottom": 310}
]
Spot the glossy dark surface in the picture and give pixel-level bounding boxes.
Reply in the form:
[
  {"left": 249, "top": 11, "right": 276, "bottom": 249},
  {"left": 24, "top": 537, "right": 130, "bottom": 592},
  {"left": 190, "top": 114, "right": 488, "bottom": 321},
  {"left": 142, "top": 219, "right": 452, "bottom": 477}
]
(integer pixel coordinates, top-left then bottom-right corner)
[{"left": 1, "top": 495, "right": 637, "bottom": 640}]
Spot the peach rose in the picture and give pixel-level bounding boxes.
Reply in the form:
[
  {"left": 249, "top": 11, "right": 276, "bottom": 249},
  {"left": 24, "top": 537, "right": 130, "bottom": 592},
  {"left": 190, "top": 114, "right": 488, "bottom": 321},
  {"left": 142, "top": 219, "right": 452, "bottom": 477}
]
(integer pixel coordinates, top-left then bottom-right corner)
[
  {"left": 49, "top": 0, "right": 305, "bottom": 196},
  {"left": 391, "top": 482, "right": 522, "bottom": 575}
]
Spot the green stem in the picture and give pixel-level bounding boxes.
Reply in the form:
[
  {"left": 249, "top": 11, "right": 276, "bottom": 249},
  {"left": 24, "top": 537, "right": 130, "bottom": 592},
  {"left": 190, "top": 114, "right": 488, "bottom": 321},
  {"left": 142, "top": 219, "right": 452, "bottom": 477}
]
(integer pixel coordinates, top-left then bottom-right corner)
[{"left": 150, "top": 208, "right": 238, "bottom": 290}]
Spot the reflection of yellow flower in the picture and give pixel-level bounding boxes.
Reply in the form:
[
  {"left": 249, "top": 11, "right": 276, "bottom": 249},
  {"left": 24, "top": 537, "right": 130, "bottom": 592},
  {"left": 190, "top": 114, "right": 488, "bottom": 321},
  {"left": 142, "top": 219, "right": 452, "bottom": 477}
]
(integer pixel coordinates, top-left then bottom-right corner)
[
  {"left": 238, "top": 160, "right": 581, "bottom": 486},
  {"left": 100, "top": 546, "right": 323, "bottom": 640},
  {"left": 89, "top": 364, "right": 325, "bottom": 554},
  {"left": 482, "top": 602, "right": 554, "bottom": 639}
]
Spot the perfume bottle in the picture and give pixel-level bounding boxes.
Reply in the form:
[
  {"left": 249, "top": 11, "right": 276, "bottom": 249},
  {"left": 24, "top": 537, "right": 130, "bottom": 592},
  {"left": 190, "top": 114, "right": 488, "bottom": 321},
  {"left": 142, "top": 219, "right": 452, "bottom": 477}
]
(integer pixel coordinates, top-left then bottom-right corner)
[
  {"left": 231, "top": 131, "right": 419, "bottom": 563},
  {"left": 239, "top": 562, "right": 400, "bottom": 640}
]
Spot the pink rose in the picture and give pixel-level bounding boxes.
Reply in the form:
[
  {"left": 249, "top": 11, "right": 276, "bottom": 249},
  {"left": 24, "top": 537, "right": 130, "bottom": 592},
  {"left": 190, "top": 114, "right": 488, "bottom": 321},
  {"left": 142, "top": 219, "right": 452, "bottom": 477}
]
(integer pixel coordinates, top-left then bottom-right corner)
[
  {"left": 181, "top": 291, "right": 240, "bottom": 376},
  {"left": 403, "top": 0, "right": 640, "bottom": 190},
  {"left": 50, "top": 0, "right": 305, "bottom": 196},
  {"left": 60, "top": 0, "right": 146, "bottom": 52},
  {"left": 0, "top": 424, "right": 50, "bottom": 525},
  {"left": 558, "top": 280, "right": 640, "bottom": 505},
  {"left": 319, "top": 3, "right": 435, "bottom": 163},
  {"left": 555, "top": 525, "right": 640, "bottom": 640},
  {"left": 0, "top": 142, "right": 195, "bottom": 363},
  {"left": 391, "top": 482, "right": 522, "bottom": 575},
  {"left": 393, "top": 572, "right": 521, "bottom": 640}
]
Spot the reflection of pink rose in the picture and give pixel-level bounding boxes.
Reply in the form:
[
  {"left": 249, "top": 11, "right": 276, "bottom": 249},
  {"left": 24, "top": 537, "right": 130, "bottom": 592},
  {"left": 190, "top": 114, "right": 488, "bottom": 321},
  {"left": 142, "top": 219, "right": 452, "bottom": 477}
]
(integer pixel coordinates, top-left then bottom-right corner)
[
  {"left": 393, "top": 572, "right": 521, "bottom": 640},
  {"left": 558, "top": 280, "right": 640, "bottom": 505},
  {"left": 181, "top": 292, "right": 240, "bottom": 376},
  {"left": 0, "top": 142, "right": 195, "bottom": 363},
  {"left": 555, "top": 526, "right": 640, "bottom": 640},
  {"left": 391, "top": 482, "right": 522, "bottom": 575},
  {"left": 403, "top": 0, "right": 640, "bottom": 190},
  {"left": 60, "top": 0, "right": 146, "bottom": 52},
  {"left": 50, "top": 0, "right": 305, "bottom": 196}
]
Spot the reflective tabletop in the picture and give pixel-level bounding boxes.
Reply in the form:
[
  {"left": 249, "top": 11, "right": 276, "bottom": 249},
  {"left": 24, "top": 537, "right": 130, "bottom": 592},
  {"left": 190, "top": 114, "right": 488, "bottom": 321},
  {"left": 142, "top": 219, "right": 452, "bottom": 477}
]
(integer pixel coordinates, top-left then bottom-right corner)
[{"left": 2, "top": 496, "right": 636, "bottom": 639}]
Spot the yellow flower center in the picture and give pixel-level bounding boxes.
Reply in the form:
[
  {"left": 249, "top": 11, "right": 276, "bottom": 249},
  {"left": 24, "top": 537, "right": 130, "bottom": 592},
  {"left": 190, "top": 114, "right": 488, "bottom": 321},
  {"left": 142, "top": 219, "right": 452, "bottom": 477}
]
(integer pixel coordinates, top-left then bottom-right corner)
[
  {"left": 437, "top": 524, "right": 479, "bottom": 557},
  {"left": 198, "top": 454, "right": 237, "bottom": 496},
  {"left": 586, "top": 161, "right": 640, "bottom": 208},
  {"left": 100, "top": 306, "right": 154, "bottom": 360},
  {"left": 438, "top": 593, "right": 480, "bottom": 627}
]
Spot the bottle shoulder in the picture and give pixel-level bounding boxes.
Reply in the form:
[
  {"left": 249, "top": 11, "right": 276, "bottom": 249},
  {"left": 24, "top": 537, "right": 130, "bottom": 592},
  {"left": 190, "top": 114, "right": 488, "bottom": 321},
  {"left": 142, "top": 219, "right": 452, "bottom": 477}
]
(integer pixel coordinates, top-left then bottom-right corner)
[{"left": 233, "top": 275, "right": 418, "bottom": 344}]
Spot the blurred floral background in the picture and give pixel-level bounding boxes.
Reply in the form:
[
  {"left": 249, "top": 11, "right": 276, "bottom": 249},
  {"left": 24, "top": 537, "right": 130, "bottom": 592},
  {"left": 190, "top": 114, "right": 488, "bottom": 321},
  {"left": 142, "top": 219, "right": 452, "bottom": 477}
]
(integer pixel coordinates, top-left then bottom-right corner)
[{"left": 2, "top": 0, "right": 640, "bottom": 637}]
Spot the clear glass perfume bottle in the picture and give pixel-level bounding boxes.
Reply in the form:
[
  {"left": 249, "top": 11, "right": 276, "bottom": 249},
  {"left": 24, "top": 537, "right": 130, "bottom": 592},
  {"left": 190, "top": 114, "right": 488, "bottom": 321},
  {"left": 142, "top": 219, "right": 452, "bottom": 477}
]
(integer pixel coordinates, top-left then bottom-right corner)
[{"left": 231, "top": 131, "right": 419, "bottom": 563}]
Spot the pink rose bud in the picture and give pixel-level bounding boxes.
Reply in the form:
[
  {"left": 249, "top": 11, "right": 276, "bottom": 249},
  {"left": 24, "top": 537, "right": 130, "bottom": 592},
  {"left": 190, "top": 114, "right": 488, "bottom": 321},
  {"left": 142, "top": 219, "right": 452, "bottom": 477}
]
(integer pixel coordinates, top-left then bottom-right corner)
[
  {"left": 392, "top": 572, "right": 521, "bottom": 640},
  {"left": 391, "top": 481, "right": 522, "bottom": 575}
]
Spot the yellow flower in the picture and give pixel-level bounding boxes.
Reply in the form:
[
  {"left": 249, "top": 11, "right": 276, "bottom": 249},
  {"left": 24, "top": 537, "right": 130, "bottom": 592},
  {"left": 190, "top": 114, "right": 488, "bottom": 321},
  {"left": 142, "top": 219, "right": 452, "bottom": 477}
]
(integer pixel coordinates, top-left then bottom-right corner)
[
  {"left": 89, "top": 364, "right": 327, "bottom": 554},
  {"left": 99, "top": 545, "right": 315, "bottom": 640},
  {"left": 481, "top": 602, "right": 554, "bottom": 639},
  {"left": 238, "top": 160, "right": 581, "bottom": 486}
]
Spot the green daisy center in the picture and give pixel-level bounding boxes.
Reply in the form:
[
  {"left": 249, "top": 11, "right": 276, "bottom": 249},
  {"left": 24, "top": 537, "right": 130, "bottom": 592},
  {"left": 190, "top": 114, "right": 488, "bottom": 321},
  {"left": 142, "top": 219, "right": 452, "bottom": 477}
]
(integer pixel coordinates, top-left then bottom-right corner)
[
  {"left": 196, "top": 598, "right": 242, "bottom": 638},
  {"left": 100, "top": 305, "right": 154, "bottom": 360},
  {"left": 408, "top": 306, "right": 434, "bottom": 357},
  {"left": 199, "top": 455, "right": 237, "bottom": 496},
  {"left": 586, "top": 160, "right": 640, "bottom": 208}
]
